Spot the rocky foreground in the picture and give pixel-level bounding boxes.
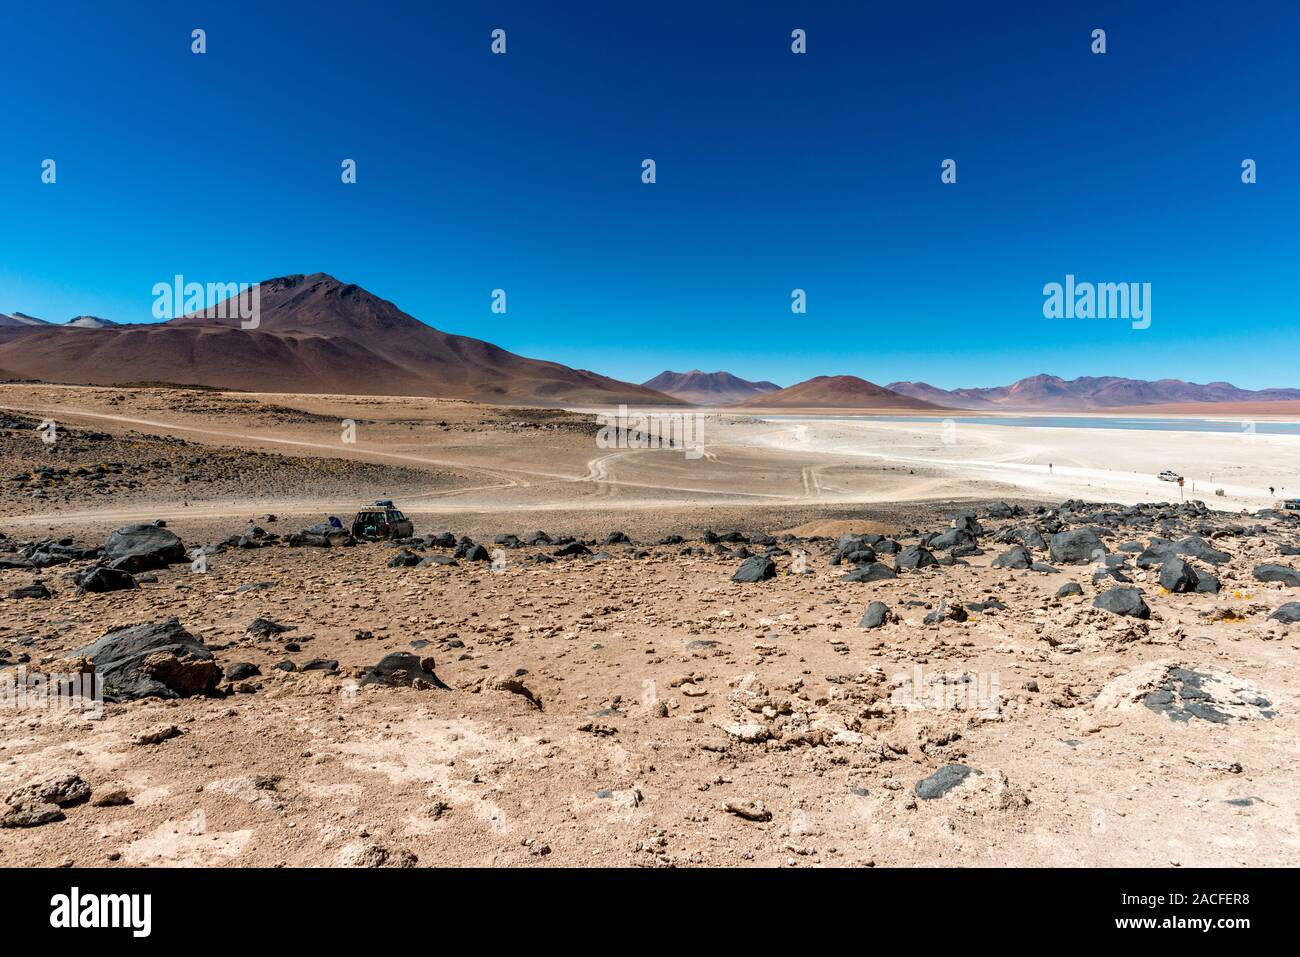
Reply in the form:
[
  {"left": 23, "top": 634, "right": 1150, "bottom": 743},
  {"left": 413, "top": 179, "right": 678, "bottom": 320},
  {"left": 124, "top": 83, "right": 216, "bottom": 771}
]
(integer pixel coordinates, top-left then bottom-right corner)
[{"left": 1, "top": 498, "right": 1298, "bottom": 866}]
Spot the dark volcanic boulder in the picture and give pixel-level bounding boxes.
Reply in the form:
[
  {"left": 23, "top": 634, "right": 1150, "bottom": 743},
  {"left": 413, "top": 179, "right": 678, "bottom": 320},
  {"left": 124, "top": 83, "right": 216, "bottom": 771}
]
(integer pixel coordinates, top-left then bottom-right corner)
[
  {"left": 895, "top": 546, "right": 938, "bottom": 571},
  {"left": 1158, "top": 558, "right": 1199, "bottom": 593},
  {"left": 72, "top": 618, "right": 220, "bottom": 701},
  {"left": 1008, "top": 526, "right": 1047, "bottom": 550},
  {"left": 554, "top": 541, "right": 590, "bottom": 558},
  {"left": 1092, "top": 586, "right": 1150, "bottom": 619},
  {"left": 928, "top": 528, "right": 975, "bottom": 551},
  {"left": 1136, "top": 540, "right": 1176, "bottom": 569},
  {"left": 831, "top": 535, "right": 874, "bottom": 565},
  {"left": 291, "top": 523, "right": 354, "bottom": 547},
  {"left": 7, "top": 581, "right": 51, "bottom": 599},
  {"left": 223, "top": 662, "right": 261, "bottom": 681},
  {"left": 1049, "top": 529, "right": 1106, "bottom": 565},
  {"left": 842, "top": 563, "right": 897, "bottom": 583},
  {"left": 731, "top": 556, "right": 776, "bottom": 583},
  {"left": 387, "top": 549, "right": 421, "bottom": 568},
  {"left": 1056, "top": 581, "right": 1083, "bottom": 597},
  {"left": 1193, "top": 569, "right": 1221, "bottom": 594},
  {"left": 828, "top": 532, "right": 878, "bottom": 561},
  {"left": 360, "top": 652, "right": 450, "bottom": 689},
  {"left": 1092, "top": 565, "right": 1131, "bottom": 585},
  {"left": 246, "top": 617, "right": 294, "bottom": 638},
  {"left": 1253, "top": 564, "right": 1300, "bottom": 587},
  {"left": 991, "top": 546, "right": 1032, "bottom": 570},
  {"left": 103, "top": 523, "right": 186, "bottom": 572},
  {"left": 1176, "top": 536, "right": 1230, "bottom": 566},
  {"left": 1269, "top": 602, "right": 1300, "bottom": 624},
  {"left": 840, "top": 547, "right": 877, "bottom": 566},
  {"left": 287, "top": 530, "right": 331, "bottom": 547},
  {"left": 949, "top": 512, "right": 982, "bottom": 535},
  {"left": 75, "top": 566, "right": 139, "bottom": 594},
  {"left": 859, "top": 601, "right": 891, "bottom": 629}
]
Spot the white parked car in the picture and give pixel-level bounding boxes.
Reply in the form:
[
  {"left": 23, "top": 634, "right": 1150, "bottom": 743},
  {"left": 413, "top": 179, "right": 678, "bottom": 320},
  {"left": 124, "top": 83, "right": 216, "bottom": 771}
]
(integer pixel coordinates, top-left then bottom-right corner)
[{"left": 1157, "top": 470, "right": 1182, "bottom": 483}]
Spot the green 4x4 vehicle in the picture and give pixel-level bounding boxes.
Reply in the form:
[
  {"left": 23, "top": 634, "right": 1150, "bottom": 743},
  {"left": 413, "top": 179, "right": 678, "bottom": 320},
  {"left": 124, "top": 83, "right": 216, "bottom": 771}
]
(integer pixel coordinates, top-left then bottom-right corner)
[{"left": 350, "top": 500, "right": 414, "bottom": 539}]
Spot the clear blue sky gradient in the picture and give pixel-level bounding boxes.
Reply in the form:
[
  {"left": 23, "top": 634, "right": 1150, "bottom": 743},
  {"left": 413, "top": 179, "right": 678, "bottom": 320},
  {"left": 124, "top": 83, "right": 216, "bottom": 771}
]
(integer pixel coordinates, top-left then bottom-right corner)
[{"left": 2, "top": 1, "right": 1297, "bottom": 389}]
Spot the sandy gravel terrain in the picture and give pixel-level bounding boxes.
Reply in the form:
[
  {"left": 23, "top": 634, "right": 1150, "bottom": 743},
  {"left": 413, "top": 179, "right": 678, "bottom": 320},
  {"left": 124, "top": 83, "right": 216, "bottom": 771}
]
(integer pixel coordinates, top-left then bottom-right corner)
[{"left": 1, "top": 385, "right": 1298, "bottom": 867}]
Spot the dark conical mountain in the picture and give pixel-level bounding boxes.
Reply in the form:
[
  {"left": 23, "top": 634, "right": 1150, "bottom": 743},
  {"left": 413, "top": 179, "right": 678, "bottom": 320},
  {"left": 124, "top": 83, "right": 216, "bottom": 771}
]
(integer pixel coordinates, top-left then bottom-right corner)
[
  {"left": 641, "top": 369, "right": 781, "bottom": 405},
  {"left": 732, "top": 375, "right": 947, "bottom": 410}
]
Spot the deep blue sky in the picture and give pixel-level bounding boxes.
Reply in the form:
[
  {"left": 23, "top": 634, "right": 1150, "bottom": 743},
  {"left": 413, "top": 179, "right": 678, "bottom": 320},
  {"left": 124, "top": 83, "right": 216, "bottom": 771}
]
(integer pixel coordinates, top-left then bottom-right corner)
[{"left": 2, "top": 1, "right": 1297, "bottom": 389}]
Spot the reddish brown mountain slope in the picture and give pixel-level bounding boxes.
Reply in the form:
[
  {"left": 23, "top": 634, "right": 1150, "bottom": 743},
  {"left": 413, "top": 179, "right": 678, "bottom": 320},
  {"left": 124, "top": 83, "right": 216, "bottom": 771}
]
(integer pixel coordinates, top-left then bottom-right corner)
[{"left": 0, "top": 274, "right": 681, "bottom": 406}]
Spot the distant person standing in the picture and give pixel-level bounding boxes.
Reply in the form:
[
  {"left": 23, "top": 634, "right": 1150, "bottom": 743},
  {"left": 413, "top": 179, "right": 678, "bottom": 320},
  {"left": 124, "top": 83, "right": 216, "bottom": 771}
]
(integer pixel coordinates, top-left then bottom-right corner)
[{"left": 1048, "top": 462, "right": 1053, "bottom": 475}]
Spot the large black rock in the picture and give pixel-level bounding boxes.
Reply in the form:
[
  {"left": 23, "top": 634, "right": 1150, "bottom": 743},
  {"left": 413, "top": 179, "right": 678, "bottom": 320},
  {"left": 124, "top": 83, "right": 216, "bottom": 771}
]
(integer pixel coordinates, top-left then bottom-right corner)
[
  {"left": 75, "top": 566, "right": 139, "bottom": 594},
  {"left": 1253, "top": 564, "right": 1300, "bottom": 587},
  {"left": 291, "top": 523, "right": 354, "bottom": 547},
  {"left": 7, "top": 581, "right": 52, "bottom": 599},
  {"left": 731, "top": 556, "right": 776, "bottom": 583},
  {"left": 360, "top": 653, "right": 450, "bottom": 689},
  {"left": 859, "top": 601, "right": 891, "bottom": 629},
  {"left": 1158, "top": 558, "right": 1199, "bottom": 593},
  {"left": 1007, "top": 526, "right": 1046, "bottom": 550},
  {"left": 991, "top": 546, "right": 1032, "bottom": 569},
  {"left": 1176, "top": 535, "right": 1231, "bottom": 566},
  {"left": 1093, "top": 586, "right": 1150, "bottom": 619},
  {"left": 1049, "top": 529, "right": 1106, "bottom": 565},
  {"left": 102, "top": 524, "right": 187, "bottom": 572},
  {"left": 842, "top": 563, "right": 897, "bottom": 583},
  {"left": 1269, "top": 602, "right": 1300, "bottom": 624},
  {"left": 895, "top": 546, "right": 939, "bottom": 571},
  {"left": 72, "top": 618, "right": 220, "bottom": 701},
  {"left": 387, "top": 549, "right": 421, "bottom": 568},
  {"left": 928, "top": 528, "right": 975, "bottom": 551}
]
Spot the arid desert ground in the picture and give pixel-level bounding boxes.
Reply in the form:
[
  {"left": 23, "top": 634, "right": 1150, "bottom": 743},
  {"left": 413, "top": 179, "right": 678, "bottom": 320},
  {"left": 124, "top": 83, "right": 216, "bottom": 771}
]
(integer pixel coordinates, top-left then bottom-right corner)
[{"left": 1, "top": 383, "right": 1298, "bottom": 867}]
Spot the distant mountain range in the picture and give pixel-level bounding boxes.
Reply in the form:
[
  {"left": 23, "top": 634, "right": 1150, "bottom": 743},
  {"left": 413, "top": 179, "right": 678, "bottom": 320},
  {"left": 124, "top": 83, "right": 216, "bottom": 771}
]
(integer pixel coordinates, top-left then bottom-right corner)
[
  {"left": 642, "top": 369, "right": 781, "bottom": 405},
  {"left": 0, "top": 274, "right": 682, "bottom": 406},
  {"left": 732, "top": 375, "right": 945, "bottom": 410},
  {"left": 885, "top": 374, "right": 1300, "bottom": 410},
  {"left": 2, "top": 312, "right": 120, "bottom": 329},
  {"left": 4, "top": 279, "right": 1297, "bottom": 410},
  {"left": 0, "top": 312, "right": 54, "bottom": 328}
]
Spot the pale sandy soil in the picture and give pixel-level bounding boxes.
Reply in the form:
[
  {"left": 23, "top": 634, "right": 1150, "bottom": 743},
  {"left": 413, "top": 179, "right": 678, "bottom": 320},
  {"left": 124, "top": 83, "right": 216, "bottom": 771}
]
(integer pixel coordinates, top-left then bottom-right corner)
[{"left": 1, "top": 385, "right": 1298, "bottom": 868}]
